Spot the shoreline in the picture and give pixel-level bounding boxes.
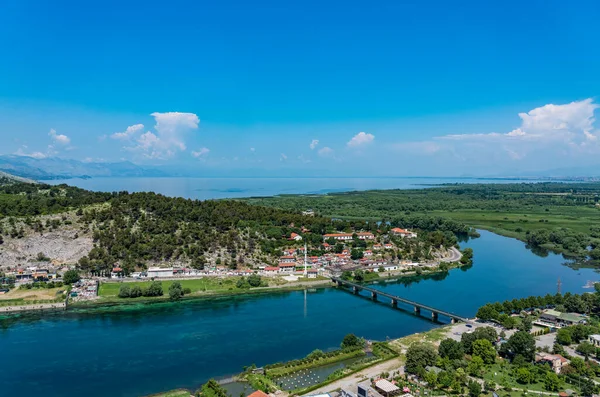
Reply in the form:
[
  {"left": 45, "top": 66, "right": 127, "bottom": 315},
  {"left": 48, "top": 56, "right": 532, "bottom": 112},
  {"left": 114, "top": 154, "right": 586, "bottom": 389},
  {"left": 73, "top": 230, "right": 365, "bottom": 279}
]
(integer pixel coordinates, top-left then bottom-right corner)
[
  {"left": 0, "top": 263, "right": 467, "bottom": 317},
  {"left": 69, "top": 263, "right": 465, "bottom": 311}
]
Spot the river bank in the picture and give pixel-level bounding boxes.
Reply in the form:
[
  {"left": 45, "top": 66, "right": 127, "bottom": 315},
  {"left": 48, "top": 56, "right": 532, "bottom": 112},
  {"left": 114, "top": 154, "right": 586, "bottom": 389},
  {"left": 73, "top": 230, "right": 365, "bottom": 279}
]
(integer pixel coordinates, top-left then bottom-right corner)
[
  {"left": 67, "top": 262, "right": 465, "bottom": 312},
  {"left": 2, "top": 230, "right": 596, "bottom": 397}
]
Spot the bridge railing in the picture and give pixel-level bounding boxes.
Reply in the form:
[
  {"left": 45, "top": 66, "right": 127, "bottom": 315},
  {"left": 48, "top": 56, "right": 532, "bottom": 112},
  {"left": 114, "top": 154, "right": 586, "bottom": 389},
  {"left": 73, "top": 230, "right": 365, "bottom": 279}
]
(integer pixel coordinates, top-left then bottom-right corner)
[{"left": 332, "top": 277, "right": 467, "bottom": 321}]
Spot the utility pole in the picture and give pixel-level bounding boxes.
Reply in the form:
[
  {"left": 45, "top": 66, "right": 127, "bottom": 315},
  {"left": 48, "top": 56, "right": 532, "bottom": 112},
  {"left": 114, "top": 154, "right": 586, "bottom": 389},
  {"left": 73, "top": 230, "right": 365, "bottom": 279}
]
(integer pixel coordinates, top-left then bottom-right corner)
[{"left": 304, "top": 242, "right": 308, "bottom": 277}]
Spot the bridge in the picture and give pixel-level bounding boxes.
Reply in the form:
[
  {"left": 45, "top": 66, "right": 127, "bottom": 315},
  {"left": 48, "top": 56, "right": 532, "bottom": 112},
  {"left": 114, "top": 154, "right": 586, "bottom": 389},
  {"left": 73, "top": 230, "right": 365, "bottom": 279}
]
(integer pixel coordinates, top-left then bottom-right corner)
[{"left": 331, "top": 277, "right": 469, "bottom": 323}]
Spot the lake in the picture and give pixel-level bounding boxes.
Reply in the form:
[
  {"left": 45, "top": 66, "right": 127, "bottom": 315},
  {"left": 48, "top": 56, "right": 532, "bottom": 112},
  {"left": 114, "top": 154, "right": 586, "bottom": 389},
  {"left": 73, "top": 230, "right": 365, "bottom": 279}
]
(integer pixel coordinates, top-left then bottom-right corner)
[
  {"left": 47, "top": 177, "right": 556, "bottom": 200},
  {"left": 1, "top": 230, "right": 597, "bottom": 397}
]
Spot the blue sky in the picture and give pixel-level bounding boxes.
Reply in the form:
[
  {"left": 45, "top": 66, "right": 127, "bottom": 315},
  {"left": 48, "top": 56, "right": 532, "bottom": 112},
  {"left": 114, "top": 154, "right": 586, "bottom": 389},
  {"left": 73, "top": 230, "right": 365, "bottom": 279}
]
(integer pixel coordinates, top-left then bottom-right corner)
[{"left": 1, "top": 0, "right": 600, "bottom": 176}]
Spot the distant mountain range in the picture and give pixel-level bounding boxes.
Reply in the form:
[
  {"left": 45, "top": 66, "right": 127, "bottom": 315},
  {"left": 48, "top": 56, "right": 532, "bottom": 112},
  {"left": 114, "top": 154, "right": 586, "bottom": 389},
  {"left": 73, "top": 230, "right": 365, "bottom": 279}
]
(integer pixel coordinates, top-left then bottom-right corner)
[
  {"left": 0, "top": 154, "right": 598, "bottom": 181},
  {"left": 0, "top": 155, "right": 169, "bottom": 180}
]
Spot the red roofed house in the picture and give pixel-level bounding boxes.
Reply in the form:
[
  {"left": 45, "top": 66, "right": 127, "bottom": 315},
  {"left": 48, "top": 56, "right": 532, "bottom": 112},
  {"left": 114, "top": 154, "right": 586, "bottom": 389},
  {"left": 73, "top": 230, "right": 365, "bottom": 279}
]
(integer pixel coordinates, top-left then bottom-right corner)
[
  {"left": 307, "top": 269, "right": 319, "bottom": 278},
  {"left": 289, "top": 232, "right": 303, "bottom": 241},
  {"left": 279, "top": 255, "right": 296, "bottom": 263},
  {"left": 279, "top": 263, "right": 296, "bottom": 273},
  {"left": 264, "top": 267, "right": 280, "bottom": 275},
  {"left": 364, "top": 250, "right": 373, "bottom": 257},
  {"left": 390, "top": 228, "right": 417, "bottom": 238},
  {"left": 247, "top": 391, "right": 269, "bottom": 397}
]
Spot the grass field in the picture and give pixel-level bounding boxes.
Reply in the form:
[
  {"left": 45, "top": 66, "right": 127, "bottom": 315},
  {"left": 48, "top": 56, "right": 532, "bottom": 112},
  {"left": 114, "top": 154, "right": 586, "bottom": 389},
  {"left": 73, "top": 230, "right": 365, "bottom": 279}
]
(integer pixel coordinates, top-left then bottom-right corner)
[
  {"left": 0, "top": 287, "right": 63, "bottom": 301},
  {"left": 98, "top": 277, "right": 244, "bottom": 298}
]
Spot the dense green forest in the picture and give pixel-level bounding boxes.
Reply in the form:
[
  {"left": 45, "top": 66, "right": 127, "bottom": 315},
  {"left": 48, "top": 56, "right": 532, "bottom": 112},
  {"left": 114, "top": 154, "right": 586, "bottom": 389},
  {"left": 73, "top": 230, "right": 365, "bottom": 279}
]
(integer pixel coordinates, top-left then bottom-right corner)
[
  {"left": 244, "top": 183, "right": 600, "bottom": 259},
  {"left": 0, "top": 181, "right": 457, "bottom": 275}
]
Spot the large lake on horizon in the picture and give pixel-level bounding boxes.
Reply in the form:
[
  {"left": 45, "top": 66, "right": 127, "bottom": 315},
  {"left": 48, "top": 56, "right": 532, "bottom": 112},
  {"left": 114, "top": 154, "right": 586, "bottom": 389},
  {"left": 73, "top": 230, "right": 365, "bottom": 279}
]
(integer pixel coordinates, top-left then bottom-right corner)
[
  {"left": 1, "top": 230, "right": 599, "bottom": 397},
  {"left": 47, "top": 176, "right": 557, "bottom": 200}
]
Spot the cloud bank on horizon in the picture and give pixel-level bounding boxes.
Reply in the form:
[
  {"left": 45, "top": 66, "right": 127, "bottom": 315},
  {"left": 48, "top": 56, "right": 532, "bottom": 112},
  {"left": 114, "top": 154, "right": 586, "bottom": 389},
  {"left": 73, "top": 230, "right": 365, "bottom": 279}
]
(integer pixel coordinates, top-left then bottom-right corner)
[{"left": 5, "top": 98, "right": 600, "bottom": 176}]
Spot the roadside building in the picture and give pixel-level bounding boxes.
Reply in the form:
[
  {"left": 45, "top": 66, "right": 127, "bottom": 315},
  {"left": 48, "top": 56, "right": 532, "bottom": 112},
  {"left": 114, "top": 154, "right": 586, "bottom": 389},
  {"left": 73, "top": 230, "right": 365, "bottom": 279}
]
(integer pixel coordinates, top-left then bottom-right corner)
[
  {"left": 307, "top": 269, "right": 318, "bottom": 278},
  {"left": 279, "top": 255, "right": 296, "bottom": 263},
  {"left": 384, "top": 243, "right": 393, "bottom": 249},
  {"left": 589, "top": 334, "right": 600, "bottom": 347},
  {"left": 540, "top": 309, "right": 587, "bottom": 327},
  {"left": 147, "top": 267, "right": 174, "bottom": 278},
  {"left": 364, "top": 250, "right": 373, "bottom": 257},
  {"left": 302, "top": 209, "right": 315, "bottom": 216}
]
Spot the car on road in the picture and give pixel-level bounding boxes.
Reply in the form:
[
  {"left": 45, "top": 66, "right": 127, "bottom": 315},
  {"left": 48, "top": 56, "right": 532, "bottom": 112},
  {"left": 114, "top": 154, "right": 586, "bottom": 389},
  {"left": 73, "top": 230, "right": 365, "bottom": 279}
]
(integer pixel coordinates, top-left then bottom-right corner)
[{"left": 466, "top": 324, "right": 473, "bottom": 328}]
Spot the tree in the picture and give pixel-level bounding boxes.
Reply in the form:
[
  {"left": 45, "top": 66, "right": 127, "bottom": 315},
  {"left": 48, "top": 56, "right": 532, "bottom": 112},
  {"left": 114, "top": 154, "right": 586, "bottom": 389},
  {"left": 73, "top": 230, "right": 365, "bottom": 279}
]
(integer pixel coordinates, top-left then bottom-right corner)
[
  {"left": 516, "top": 367, "right": 534, "bottom": 384},
  {"left": 63, "top": 269, "right": 80, "bottom": 284},
  {"left": 341, "top": 271, "right": 352, "bottom": 281},
  {"left": 169, "top": 281, "right": 183, "bottom": 300},
  {"left": 462, "top": 327, "right": 497, "bottom": 354},
  {"left": 118, "top": 284, "right": 131, "bottom": 298},
  {"left": 341, "top": 334, "right": 364, "bottom": 350},
  {"left": 130, "top": 285, "right": 142, "bottom": 298},
  {"left": 556, "top": 327, "right": 573, "bottom": 345},
  {"left": 145, "top": 281, "right": 163, "bottom": 297},
  {"left": 423, "top": 370, "right": 437, "bottom": 386},
  {"left": 201, "top": 379, "right": 229, "bottom": 397},
  {"left": 581, "top": 380, "right": 596, "bottom": 397},
  {"left": 405, "top": 343, "right": 438, "bottom": 374},
  {"left": 467, "top": 355, "right": 484, "bottom": 377},
  {"left": 247, "top": 274, "right": 262, "bottom": 287},
  {"left": 350, "top": 249, "right": 364, "bottom": 260},
  {"left": 353, "top": 269, "right": 365, "bottom": 282},
  {"left": 437, "top": 370, "right": 453, "bottom": 389},
  {"left": 544, "top": 371, "right": 561, "bottom": 392},
  {"left": 518, "top": 316, "right": 533, "bottom": 332},
  {"left": 472, "top": 339, "right": 496, "bottom": 364},
  {"left": 576, "top": 341, "right": 596, "bottom": 358},
  {"left": 468, "top": 381, "right": 481, "bottom": 397},
  {"left": 439, "top": 338, "right": 464, "bottom": 360},
  {"left": 500, "top": 331, "right": 535, "bottom": 362},
  {"left": 476, "top": 305, "right": 498, "bottom": 322}
]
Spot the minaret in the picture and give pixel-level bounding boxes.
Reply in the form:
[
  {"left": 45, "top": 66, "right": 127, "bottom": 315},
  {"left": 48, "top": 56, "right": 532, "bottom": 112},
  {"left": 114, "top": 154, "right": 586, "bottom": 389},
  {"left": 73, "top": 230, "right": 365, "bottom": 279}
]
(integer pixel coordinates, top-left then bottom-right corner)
[{"left": 304, "top": 242, "right": 308, "bottom": 277}]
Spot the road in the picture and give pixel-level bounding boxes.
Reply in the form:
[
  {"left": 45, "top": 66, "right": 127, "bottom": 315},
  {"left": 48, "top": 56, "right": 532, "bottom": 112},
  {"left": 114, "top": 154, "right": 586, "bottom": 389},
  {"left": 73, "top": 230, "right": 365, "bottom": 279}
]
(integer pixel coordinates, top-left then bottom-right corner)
[{"left": 444, "top": 247, "right": 462, "bottom": 263}]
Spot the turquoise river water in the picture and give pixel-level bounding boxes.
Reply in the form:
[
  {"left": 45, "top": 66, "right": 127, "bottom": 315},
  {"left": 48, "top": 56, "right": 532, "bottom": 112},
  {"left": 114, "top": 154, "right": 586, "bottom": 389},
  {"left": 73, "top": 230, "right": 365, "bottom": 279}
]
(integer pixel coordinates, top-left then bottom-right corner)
[{"left": 1, "top": 230, "right": 598, "bottom": 397}]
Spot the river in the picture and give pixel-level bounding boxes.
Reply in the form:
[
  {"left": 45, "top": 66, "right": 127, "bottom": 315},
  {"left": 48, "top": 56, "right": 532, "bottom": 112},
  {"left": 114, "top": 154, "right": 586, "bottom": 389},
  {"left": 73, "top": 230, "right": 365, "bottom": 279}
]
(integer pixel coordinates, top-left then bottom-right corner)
[{"left": 1, "top": 231, "right": 598, "bottom": 397}]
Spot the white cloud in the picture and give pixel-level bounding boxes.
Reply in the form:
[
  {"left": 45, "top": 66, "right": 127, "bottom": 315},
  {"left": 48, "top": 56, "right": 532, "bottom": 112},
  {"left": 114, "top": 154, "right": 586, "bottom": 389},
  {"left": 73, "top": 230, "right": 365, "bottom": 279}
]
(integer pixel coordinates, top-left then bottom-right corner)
[
  {"left": 111, "top": 124, "right": 144, "bottom": 140},
  {"left": 310, "top": 139, "right": 319, "bottom": 150},
  {"left": 250, "top": 147, "right": 256, "bottom": 152},
  {"left": 48, "top": 128, "right": 70, "bottom": 145},
  {"left": 14, "top": 146, "right": 47, "bottom": 159},
  {"left": 124, "top": 112, "right": 200, "bottom": 159},
  {"left": 347, "top": 132, "right": 374, "bottom": 147},
  {"left": 440, "top": 98, "right": 599, "bottom": 145},
  {"left": 191, "top": 147, "right": 210, "bottom": 158},
  {"left": 280, "top": 153, "right": 288, "bottom": 162},
  {"left": 318, "top": 146, "right": 334, "bottom": 157}
]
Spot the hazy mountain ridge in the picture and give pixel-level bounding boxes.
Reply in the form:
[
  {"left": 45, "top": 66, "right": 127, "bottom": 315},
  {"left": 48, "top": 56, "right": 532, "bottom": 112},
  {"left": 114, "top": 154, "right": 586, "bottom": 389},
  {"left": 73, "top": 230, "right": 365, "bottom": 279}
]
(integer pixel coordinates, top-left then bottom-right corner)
[{"left": 0, "top": 155, "right": 169, "bottom": 180}]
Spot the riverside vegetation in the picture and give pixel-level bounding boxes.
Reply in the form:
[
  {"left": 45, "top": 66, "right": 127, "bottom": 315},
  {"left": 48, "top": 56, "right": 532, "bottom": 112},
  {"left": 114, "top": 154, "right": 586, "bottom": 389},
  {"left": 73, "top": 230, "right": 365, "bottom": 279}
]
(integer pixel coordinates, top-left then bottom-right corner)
[{"left": 245, "top": 182, "right": 600, "bottom": 261}]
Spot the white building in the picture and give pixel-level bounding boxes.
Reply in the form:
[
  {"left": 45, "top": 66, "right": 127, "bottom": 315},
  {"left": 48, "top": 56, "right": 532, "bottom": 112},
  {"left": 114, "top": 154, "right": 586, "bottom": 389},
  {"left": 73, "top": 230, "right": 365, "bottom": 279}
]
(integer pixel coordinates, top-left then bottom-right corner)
[{"left": 147, "top": 267, "right": 174, "bottom": 278}]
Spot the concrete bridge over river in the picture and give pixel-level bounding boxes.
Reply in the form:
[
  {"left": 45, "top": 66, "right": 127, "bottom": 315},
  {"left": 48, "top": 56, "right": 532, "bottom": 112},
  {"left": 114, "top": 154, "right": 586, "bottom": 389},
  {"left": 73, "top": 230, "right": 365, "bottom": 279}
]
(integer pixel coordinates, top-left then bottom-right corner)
[{"left": 331, "top": 277, "right": 469, "bottom": 323}]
